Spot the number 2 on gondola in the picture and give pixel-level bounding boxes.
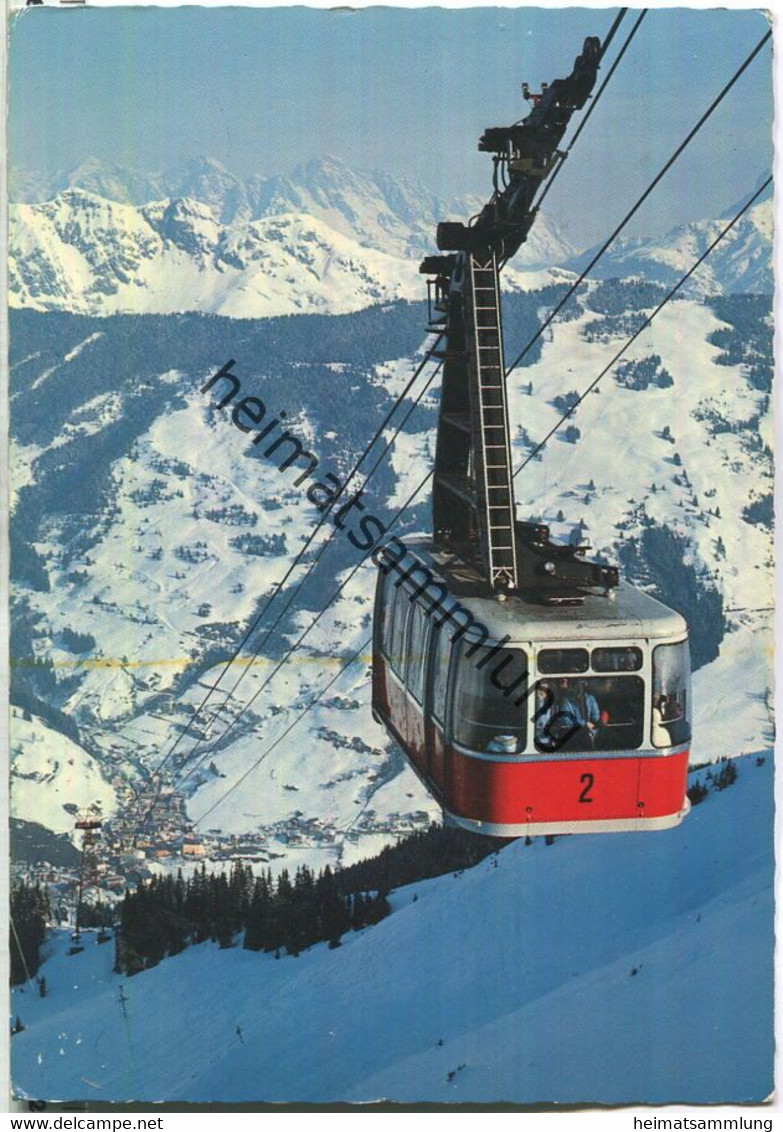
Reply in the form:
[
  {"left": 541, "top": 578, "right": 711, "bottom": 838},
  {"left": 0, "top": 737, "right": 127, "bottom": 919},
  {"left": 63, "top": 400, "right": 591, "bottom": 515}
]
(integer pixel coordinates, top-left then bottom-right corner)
[{"left": 579, "top": 773, "right": 594, "bottom": 803}]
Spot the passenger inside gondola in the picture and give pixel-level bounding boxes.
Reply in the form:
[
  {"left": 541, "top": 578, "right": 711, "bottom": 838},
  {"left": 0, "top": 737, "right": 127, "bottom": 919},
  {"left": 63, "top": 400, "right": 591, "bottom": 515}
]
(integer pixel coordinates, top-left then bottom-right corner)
[
  {"left": 652, "top": 693, "right": 672, "bottom": 747},
  {"left": 535, "top": 675, "right": 644, "bottom": 752},
  {"left": 559, "top": 678, "right": 601, "bottom": 735},
  {"left": 651, "top": 641, "right": 691, "bottom": 747}
]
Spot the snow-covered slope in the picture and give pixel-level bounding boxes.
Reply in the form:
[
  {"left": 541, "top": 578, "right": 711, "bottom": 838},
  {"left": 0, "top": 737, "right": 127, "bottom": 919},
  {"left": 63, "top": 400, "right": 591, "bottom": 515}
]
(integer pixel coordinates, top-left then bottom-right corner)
[
  {"left": 9, "top": 193, "right": 425, "bottom": 317},
  {"left": 8, "top": 156, "right": 577, "bottom": 316},
  {"left": 10, "top": 709, "right": 117, "bottom": 836},
  {"left": 9, "top": 279, "right": 772, "bottom": 861},
  {"left": 566, "top": 191, "right": 773, "bottom": 295},
  {"left": 507, "top": 294, "right": 773, "bottom": 618},
  {"left": 692, "top": 622, "right": 773, "bottom": 762},
  {"left": 10, "top": 755, "right": 773, "bottom": 1103}
]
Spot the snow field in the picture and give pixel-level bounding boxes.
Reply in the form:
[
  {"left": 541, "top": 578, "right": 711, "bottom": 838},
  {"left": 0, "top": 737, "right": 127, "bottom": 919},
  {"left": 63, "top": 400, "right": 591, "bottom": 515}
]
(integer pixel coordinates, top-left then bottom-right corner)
[{"left": 11, "top": 755, "right": 773, "bottom": 1104}]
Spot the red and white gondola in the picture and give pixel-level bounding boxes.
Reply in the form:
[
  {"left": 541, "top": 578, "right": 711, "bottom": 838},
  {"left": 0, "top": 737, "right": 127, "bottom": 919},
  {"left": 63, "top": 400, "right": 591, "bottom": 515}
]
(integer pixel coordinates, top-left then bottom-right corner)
[
  {"left": 371, "top": 34, "right": 691, "bottom": 836},
  {"left": 372, "top": 542, "right": 691, "bottom": 836}
]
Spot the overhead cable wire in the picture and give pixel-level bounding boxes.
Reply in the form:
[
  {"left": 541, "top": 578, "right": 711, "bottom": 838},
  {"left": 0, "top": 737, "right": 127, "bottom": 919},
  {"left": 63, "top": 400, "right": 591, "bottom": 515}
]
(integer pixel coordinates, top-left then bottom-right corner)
[
  {"left": 498, "top": 8, "right": 635, "bottom": 275},
  {"left": 118, "top": 34, "right": 770, "bottom": 833},
  {"left": 193, "top": 172, "right": 772, "bottom": 819},
  {"left": 535, "top": 9, "right": 646, "bottom": 210},
  {"left": 504, "top": 27, "right": 772, "bottom": 377},
  {"left": 595, "top": 7, "right": 628, "bottom": 62},
  {"left": 513, "top": 174, "right": 773, "bottom": 475}
]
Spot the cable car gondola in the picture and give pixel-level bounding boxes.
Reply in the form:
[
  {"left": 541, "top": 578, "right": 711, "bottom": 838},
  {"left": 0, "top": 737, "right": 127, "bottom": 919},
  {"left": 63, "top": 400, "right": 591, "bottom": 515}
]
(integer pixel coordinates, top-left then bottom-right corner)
[
  {"left": 373, "top": 541, "right": 690, "bottom": 835},
  {"left": 371, "top": 33, "right": 691, "bottom": 836}
]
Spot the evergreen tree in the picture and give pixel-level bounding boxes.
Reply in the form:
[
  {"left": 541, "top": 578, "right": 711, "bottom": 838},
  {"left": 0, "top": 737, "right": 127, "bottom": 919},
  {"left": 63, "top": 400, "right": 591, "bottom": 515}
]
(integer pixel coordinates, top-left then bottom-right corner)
[
  {"left": 243, "top": 872, "right": 273, "bottom": 952},
  {"left": 10, "top": 880, "right": 49, "bottom": 985},
  {"left": 115, "top": 823, "right": 503, "bottom": 973},
  {"left": 714, "top": 759, "right": 738, "bottom": 791}
]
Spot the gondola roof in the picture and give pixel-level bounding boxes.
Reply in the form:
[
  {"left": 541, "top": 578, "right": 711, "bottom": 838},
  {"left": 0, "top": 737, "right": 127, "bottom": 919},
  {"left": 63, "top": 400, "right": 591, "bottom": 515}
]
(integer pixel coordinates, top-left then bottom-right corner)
[{"left": 382, "top": 539, "right": 687, "bottom": 644}]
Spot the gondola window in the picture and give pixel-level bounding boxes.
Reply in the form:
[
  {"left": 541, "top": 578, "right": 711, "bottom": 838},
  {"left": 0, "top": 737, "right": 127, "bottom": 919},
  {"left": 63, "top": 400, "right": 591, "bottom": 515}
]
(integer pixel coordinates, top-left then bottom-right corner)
[
  {"left": 451, "top": 641, "right": 528, "bottom": 754},
  {"left": 652, "top": 641, "right": 692, "bottom": 747},
  {"left": 535, "top": 676, "right": 644, "bottom": 752}
]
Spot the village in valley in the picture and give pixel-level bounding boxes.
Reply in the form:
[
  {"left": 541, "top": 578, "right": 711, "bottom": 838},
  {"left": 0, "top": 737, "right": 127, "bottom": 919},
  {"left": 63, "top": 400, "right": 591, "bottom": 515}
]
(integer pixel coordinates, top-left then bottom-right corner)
[{"left": 12, "top": 690, "right": 431, "bottom": 931}]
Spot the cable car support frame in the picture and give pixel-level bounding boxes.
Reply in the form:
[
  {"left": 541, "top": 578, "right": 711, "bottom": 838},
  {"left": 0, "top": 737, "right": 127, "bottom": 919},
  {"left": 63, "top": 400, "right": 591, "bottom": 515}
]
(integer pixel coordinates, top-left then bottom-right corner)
[{"left": 421, "top": 34, "right": 618, "bottom": 602}]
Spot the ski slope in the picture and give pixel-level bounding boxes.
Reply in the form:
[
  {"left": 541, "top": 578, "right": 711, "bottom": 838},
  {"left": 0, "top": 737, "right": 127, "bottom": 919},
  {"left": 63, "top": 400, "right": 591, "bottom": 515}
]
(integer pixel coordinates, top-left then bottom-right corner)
[
  {"left": 10, "top": 709, "right": 117, "bottom": 836},
  {"left": 11, "top": 754, "right": 773, "bottom": 1105}
]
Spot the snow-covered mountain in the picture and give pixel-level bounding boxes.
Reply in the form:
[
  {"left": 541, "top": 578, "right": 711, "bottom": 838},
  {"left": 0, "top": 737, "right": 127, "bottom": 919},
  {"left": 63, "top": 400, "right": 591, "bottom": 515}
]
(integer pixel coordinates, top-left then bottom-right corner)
[
  {"left": 10, "top": 190, "right": 426, "bottom": 317},
  {"left": 10, "top": 159, "right": 772, "bottom": 322},
  {"left": 8, "top": 138, "right": 774, "bottom": 910},
  {"left": 566, "top": 186, "right": 773, "bottom": 295},
  {"left": 11, "top": 754, "right": 773, "bottom": 1103},
  {"left": 8, "top": 167, "right": 775, "bottom": 1107},
  {"left": 8, "top": 156, "right": 576, "bottom": 316},
  {"left": 9, "top": 271, "right": 774, "bottom": 862},
  {"left": 11, "top": 154, "right": 570, "bottom": 257}
]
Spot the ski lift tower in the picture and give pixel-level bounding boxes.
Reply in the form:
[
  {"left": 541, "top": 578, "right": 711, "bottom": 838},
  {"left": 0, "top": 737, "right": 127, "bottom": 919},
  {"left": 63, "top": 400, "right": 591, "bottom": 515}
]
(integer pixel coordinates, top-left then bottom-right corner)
[{"left": 70, "top": 809, "right": 103, "bottom": 953}]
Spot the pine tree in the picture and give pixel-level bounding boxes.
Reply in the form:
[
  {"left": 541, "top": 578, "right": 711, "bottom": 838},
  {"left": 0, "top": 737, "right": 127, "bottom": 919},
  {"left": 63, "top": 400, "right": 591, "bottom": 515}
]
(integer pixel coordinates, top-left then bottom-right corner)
[
  {"left": 714, "top": 759, "right": 738, "bottom": 791},
  {"left": 687, "top": 780, "right": 709, "bottom": 806},
  {"left": 244, "top": 872, "right": 273, "bottom": 952},
  {"left": 10, "top": 880, "right": 49, "bottom": 985},
  {"left": 270, "top": 870, "right": 295, "bottom": 954}
]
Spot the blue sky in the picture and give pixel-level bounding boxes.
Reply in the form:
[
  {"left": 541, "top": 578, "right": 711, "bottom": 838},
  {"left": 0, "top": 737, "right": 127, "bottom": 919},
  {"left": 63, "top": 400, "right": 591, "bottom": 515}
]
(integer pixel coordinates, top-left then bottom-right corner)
[{"left": 8, "top": 6, "right": 773, "bottom": 245}]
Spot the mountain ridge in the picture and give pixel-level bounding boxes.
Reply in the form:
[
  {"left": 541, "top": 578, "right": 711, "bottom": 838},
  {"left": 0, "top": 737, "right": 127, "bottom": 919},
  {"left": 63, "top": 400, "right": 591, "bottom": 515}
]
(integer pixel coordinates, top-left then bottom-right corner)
[
  {"left": 565, "top": 188, "right": 772, "bottom": 295},
  {"left": 9, "top": 158, "right": 771, "bottom": 319},
  {"left": 8, "top": 163, "right": 575, "bottom": 316}
]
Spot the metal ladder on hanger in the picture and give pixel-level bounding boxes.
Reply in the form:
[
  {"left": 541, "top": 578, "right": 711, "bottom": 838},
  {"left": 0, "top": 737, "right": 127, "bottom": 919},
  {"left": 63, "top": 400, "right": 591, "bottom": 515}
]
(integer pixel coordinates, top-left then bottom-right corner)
[{"left": 465, "top": 252, "right": 519, "bottom": 590}]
